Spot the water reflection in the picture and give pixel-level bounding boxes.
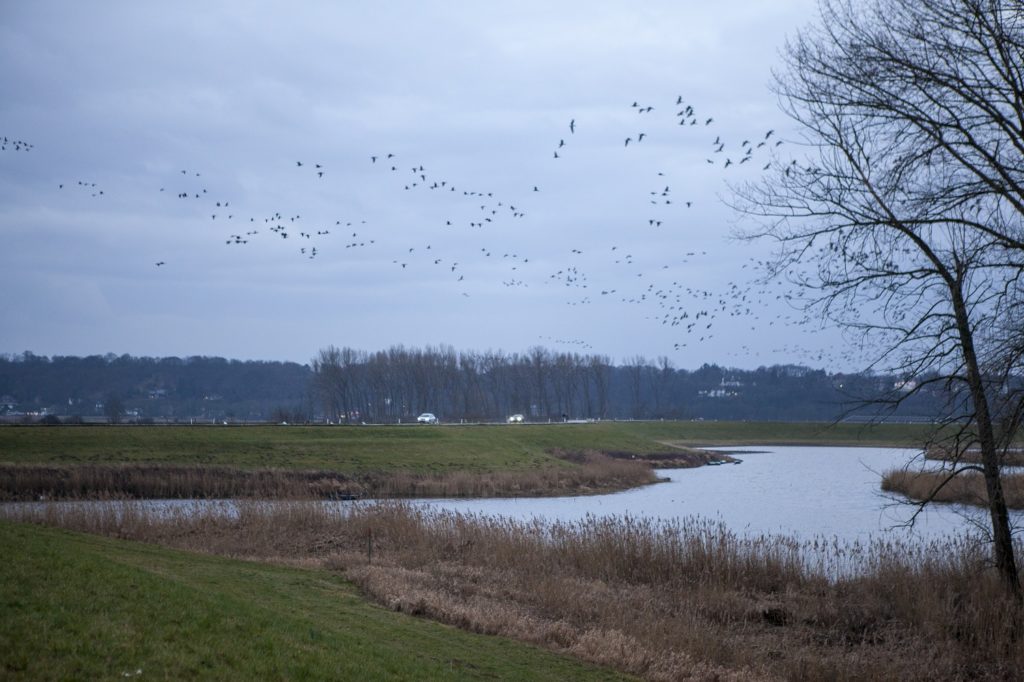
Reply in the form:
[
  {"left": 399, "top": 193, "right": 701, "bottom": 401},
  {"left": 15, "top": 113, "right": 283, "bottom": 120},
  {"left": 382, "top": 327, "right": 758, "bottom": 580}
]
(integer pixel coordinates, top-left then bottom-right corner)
[{"left": 414, "top": 446, "right": 1021, "bottom": 543}]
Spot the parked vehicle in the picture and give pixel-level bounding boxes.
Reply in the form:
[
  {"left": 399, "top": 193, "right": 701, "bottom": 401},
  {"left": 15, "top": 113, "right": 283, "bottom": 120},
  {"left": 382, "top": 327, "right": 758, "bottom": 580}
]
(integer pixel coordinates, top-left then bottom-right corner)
[{"left": 416, "top": 412, "right": 438, "bottom": 424}]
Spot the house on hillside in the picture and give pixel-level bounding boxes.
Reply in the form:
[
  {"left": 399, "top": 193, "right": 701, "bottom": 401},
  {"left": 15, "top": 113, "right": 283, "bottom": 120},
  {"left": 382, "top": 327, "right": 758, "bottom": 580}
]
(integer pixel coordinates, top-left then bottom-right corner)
[{"left": 698, "top": 377, "right": 743, "bottom": 399}]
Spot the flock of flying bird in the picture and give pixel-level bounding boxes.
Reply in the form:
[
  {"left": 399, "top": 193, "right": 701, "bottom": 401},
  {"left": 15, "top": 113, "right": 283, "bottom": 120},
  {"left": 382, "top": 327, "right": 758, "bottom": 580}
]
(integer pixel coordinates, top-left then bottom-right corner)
[
  {"left": 6, "top": 92, "right": 844, "bottom": 366},
  {"left": 1, "top": 137, "right": 33, "bottom": 153}
]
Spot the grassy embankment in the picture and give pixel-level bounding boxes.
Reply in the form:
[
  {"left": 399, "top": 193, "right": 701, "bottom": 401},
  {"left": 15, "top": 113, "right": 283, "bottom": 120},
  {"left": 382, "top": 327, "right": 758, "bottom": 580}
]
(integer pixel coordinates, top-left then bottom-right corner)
[
  {"left": 0, "top": 420, "right": 929, "bottom": 500},
  {"left": 7, "top": 501, "right": 1021, "bottom": 681},
  {"left": 6, "top": 422, "right": 1013, "bottom": 680},
  {"left": 0, "top": 519, "right": 628, "bottom": 681}
]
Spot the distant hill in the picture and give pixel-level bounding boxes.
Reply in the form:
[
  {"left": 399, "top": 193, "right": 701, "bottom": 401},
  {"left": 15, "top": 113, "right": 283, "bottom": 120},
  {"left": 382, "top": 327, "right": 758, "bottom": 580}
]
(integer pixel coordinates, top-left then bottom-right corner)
[{"left": 0, "top": 353, "right": 310, "bottom": 423}]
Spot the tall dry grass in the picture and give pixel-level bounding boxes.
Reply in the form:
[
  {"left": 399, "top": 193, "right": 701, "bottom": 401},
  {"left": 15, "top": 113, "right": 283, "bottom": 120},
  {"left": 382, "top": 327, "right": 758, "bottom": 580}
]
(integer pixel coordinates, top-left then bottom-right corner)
[
  {"left": 882, "top": 469, "right": 1024, "bottom": 508},
  {"left": 5, "top": 500, "right": 1021, "bottom": 680},
  {"left": 0, "top": 451, "right": 656, "bottom": 501},
  {"left": 925, "top": 447, "right": 1024, "bottom": 467}
]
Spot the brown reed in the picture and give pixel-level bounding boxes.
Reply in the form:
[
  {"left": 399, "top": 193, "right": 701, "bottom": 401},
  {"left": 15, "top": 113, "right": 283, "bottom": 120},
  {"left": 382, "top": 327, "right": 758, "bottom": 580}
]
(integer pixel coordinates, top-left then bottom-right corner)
[
  {"left": 925, "top": 447, "right": 1024, "bottom": 467},
  {"left": 5, "top": 499, "right": 1021, "bottom": 680},
  {"left": 882, "top": 468, "right": 1024, "bottom": 509},
  {"left": 0, "top": 451, "right": 657, "bottom": 501}
]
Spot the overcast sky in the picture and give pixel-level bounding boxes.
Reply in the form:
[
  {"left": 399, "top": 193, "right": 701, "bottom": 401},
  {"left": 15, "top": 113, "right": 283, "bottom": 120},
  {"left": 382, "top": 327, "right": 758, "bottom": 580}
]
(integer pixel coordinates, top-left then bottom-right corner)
[{"left": 1, "top": 0, "right": 855, "bottom": 370}]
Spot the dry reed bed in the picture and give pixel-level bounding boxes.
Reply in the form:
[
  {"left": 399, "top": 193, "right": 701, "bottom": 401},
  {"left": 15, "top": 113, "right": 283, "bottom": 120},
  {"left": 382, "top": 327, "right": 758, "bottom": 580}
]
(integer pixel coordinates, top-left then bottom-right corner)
[
  {"left": 5, "top": 500, "right": 1021, "bottom": 681},
  {"left": 0, "top": 451, "right": 656, "bottom": 501},
  {"left": 925, "top": 447, "right": 1024, "bottom": 467},
  {"left": 882, "top": 469, "right": 1024, "bottom": 509},
  {"left": 559, "top": 446, "right": 736, "bottom": 468}
]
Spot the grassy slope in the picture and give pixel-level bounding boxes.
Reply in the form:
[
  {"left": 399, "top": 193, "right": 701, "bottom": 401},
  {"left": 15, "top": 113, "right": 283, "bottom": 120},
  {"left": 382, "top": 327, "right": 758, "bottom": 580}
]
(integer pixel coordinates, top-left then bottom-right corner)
[
  {"left": 0, "top": 520, "right": 628, "bottom": 681},
  {"left": 0, "top": 421, "right": 931, "bottom": 472}
]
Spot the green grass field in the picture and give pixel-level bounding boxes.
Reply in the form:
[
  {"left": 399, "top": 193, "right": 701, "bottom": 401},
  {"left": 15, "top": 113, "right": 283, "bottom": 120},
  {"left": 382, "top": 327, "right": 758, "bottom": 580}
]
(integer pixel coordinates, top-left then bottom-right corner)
[
  {"left": 0, "top": 520, "right": 629, "bottom": 680},
  {"left": 0, "top": 422, "right": 958, "bottom": 680},
  {"left": 0, "top": 421, "right": 932, "bottom": 473}
]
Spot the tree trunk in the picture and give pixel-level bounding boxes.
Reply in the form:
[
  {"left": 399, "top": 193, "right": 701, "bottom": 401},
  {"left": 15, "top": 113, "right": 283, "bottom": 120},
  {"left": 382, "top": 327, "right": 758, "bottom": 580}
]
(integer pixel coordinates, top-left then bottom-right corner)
[{"left": 952, "top": 283, "right": 1021, "bottom": 596}]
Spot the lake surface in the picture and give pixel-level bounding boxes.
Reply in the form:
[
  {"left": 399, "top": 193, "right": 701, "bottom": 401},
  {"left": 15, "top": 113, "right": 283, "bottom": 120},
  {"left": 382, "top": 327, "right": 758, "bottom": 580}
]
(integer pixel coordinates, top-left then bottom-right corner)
[
  {"left": 414, "top": 446, "right": 1023, "bottom": 543},
  {"left": 7, "top": 446, "right": 1021, "bottom": 544}
]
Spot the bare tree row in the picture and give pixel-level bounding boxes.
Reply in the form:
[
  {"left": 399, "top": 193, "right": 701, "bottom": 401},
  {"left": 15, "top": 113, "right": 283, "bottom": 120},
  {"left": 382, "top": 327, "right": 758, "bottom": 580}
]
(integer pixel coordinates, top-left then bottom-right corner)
[{"left": 309, "top": 344, "right": 949, "bottom": 423}]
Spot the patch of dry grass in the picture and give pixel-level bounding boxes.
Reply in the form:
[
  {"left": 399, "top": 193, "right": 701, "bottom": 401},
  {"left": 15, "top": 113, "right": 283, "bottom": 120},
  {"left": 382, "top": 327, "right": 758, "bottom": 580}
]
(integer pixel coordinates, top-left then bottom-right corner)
[
  {"left": 0, "top": 451, "right": 657, "bottom": 501},
  {"left": 882, "top": 469, "right": 1024, "bottom": 509},
  {"left": 925, "top": 447, "right": 1024, "bottom": 467},
  {"left": 6, "top": 500, "right": 1022, "bottom": 680}
]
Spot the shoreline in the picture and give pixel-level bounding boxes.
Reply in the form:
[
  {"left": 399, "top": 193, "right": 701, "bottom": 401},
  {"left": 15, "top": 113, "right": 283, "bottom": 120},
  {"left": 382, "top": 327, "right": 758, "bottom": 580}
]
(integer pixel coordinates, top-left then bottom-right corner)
[
  {"left": 882, "top": 468, "right": 1024, "bottom": 510},
  {"left": 0, "top": 450, "right": 676, "bottom": 502},
  {"left": 1, "top": 439, "right": 926, "bottom": 502},
  {"left": 7, "top": 498, "right": 1019, "bottom": 681}
]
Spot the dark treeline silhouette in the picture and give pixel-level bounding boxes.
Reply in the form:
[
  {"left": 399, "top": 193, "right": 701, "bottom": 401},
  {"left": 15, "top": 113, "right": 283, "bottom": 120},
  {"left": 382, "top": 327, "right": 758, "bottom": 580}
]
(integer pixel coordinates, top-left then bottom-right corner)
[
  {"left": 308, "top": 345, "right": 943, "bottom": 423},
  {"left": 0, "top": 347, "right": 949, "bottom": 423},
  {"left": 0, "top": 352, "right": 311, "bottom": 422}
]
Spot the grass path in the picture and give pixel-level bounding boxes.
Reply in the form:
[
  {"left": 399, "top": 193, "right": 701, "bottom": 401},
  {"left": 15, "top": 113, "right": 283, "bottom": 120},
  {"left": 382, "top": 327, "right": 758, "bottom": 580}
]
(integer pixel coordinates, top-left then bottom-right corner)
[{"left": 0, "top": 520, "right": 630, "bottom": 680}]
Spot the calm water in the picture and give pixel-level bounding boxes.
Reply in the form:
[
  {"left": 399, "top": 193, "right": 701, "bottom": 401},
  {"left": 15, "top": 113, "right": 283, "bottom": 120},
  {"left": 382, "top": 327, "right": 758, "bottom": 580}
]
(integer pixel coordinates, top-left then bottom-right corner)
[
  {"left": 8, "top": 446, "right": 1022, "bottom": 544},
  {"left": 413, "top": 446, "right": 1023, "bottom": 542}
]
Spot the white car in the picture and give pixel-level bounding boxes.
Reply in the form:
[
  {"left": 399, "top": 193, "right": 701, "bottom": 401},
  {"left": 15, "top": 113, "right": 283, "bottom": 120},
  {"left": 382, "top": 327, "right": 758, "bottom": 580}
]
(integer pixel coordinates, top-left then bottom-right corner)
[
  {"left": 416, "top": 412, "right": 438, "bottom": 424},
  {"left": 507, "top": 413, "right": 525, "bottom": 423}
]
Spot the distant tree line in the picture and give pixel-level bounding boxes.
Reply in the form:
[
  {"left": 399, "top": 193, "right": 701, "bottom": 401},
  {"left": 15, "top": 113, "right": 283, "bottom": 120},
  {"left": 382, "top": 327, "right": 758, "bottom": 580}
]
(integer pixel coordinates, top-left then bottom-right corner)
[
  {"left": 0, "top": 352, "right": 311, "bottom": 422},
  {"left": 0, "top": 347, "right": 956, "bottom": 424},
  {"left": 309, "top": 344, "right": 950, "bottom": 423}
]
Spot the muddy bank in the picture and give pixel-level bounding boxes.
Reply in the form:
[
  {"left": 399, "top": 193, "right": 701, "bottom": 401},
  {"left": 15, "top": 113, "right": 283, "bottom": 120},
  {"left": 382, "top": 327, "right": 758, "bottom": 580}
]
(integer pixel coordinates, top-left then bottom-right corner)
[{"left": 604, "top": 449, "right": 738, "bottom": 468}]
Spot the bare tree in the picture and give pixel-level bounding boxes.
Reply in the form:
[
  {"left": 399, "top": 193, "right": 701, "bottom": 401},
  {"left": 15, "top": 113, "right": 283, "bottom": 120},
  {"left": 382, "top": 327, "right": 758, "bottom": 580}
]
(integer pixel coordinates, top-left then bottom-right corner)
[
  {"left": 311, "top": 345, "right": 362, "bottom": 422},
  {"left": 651, "top": 356, "right": 675, "bottom": 417},
  {"left": 625, "top": 355, "right": 648, "bottom": 419},
  {"left": 528, "top": 347, "right": 552, "bottom": 418},
  {"left": 738, "top": 0, "right": 1024, "bottom": 593},
  {"left": 482, "top": 350, "right": 511, "bottom": 417},
  {"left": 589, "top": 355, "right": 612, "bottom": 419},
  {"left": 102, "top": 391, "right": 125, "bottom": 424}
]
